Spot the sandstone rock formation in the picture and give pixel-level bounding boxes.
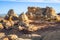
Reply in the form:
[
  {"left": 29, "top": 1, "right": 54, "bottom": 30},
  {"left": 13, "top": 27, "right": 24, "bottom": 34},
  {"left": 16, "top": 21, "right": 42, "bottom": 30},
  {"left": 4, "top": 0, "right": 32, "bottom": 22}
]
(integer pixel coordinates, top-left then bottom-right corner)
[
  {"left": 26, "top": 7, "right": 60, "bottom": 21},
  {"left": 0, "top": 6, "right": 60, "bottom": 31},
  {"left": 0, "top": 6, "right": 60, "bottom": 40},
  {"left": 8, "top": 34, "right": 18, "bottom": 40},
  {"left": 18, "top": 6, "right": 60, "bottom": 32}
]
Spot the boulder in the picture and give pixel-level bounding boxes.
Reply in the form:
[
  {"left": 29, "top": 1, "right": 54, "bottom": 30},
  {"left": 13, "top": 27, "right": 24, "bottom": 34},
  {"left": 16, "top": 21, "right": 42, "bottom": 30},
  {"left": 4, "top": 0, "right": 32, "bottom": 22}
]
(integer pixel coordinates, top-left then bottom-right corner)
[
  {"left": 0, "top": 32, "right": 6, "bottom": 39},
  {"left": 8, "top": 34, "right": 18, "bottom": 40},
  {"left": 3, "top": 20, "right": 13, "bottom": 29},
  {"left": 18, "top": 26, "right": 24, "bottom": 31},
  {"left": 28, "top": 25, "right": 39, "bottom": 31},
  {"left": 3, "top": 37, "right": 9, "bottom": 40},
  {"left": 0, "top": 23, "right": 4, "bottom": 29}
]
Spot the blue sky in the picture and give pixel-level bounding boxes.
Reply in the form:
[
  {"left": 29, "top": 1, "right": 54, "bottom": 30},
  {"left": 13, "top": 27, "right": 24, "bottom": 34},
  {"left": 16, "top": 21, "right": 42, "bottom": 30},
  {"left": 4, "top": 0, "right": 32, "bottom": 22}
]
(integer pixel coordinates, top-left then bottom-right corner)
[
  {"left": 0, "top": 0, "right": 60, "bottom": 2},
  {"left": 0, "top": 1, "right": 60, "bottom": 14}
]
